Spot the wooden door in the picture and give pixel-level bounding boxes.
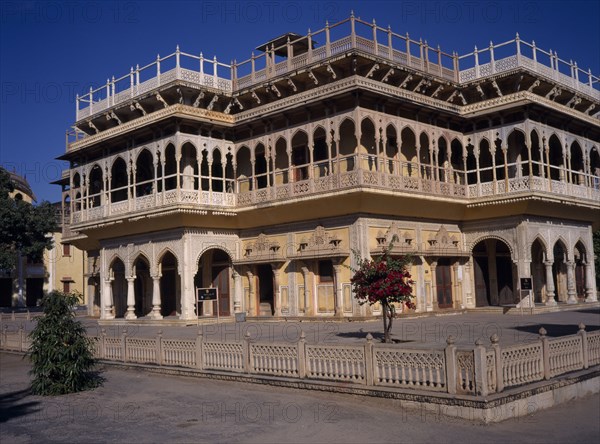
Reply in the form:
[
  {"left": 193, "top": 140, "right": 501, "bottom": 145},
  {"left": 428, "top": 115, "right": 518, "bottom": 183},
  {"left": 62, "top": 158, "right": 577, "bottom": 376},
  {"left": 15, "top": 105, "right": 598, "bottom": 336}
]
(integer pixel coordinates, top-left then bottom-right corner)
[
  {"left": 436, "top": 263, "right": 453, "bottom": 308},
  {"left": 212, "top": 266, "right": 230, "bottom": 316},
  {"left": 474, "top": 257, "right": 490, "bottom": 307}
]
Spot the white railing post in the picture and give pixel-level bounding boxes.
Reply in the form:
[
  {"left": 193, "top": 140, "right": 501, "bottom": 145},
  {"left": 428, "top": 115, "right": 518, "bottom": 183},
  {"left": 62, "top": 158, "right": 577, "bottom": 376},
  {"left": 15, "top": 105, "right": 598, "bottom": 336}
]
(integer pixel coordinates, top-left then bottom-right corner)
[
  {"left": 539, "top": 327, "right": 551, "bottom": 379},
  {"left": 243, "top": 331, "right": 251, "bottom": 373},
  {"left": 490, "top": 333, "right": 504, "bottom": 392},
  {"left": 196, "top": 329, "right": 203, "bottom": 370},
  {"left": 372, "top": 19, "right": 378, "bottom": 55},
  {"left": 405, "top": 32, "right": 411, "bottom": 67},
  {"left": 387, "top": 25, "right": 393, "bottom": 59},
  {"left": 89, "top": 87, "right": 93, "bottom": 114},
  {"left": 325, "top": 21, "right": 331, "bottom": 57},
  {"left": 19, "top": 323, "right": 25, "bottom": 352},
  {"left": 157, "top": 329, "right": 163, "bottom": 366},
  {"left": 578, "top": 323, "right": 589, "bottom": 369},
  {"left": 297, "top": 330, "right": 306, "bottom": 378},
  {"left": 474, "top": 46, "right": 479, "bottom": 77},
  {"left": 111, "top": 76, "right": 116, "bottom": 106},
  {"left": 350, "top": 11, "right": 356, "bottom": 48},
  {"left": 106, "top": 79, "right": 110, "bottom": 106},
  {"left": 135, "top": 64, "right": 140, "bottom": 94},
  {"left": 490, "top": 41, "right": 495, "bottom": 74},
  {"left": 129, "top": 67, "right": 134, "bottom": 98},
  {"left": 532, "top": 40, "right": 537, "bottom": 65},
  {"left": 75, "top": 93, "right": 79, "bottom": 119},
  {"left": 307, "top": 29, "right": 313, "bottom": 63},
  {"left": 588, "top": 68, "right": 593, "bottom": 88},
  {"left": 100, "top": 328, "right": 106, "bottom": 359},
  {"left": 444, "top": 336, "right": 457, "bottom": 394},
  {"left": 156, "top": 54, "right": 161, "bottom": 86},
  {"left": 176, "top": 45, "right": 181, "bottom": 77},
  {"left": 364, "top": 333, "right": 374, "bottom": 386},
  {"left": 473, "top": 339, "right": 489, "bottom": 396},
  {"left": 515, "top": 33, "right": 521, "bottom": 64},
  {"left": 122, "top": 328, "right": 129, "bottom": 362}
]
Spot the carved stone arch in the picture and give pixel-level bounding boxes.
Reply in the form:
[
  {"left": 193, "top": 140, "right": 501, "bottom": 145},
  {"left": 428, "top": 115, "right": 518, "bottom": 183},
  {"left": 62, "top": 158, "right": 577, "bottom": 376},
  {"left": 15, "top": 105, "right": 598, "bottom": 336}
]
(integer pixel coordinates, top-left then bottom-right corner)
[
  {"left": 135, "top": 146, "right": 155, "bottom": 164},
  {"left": 110, "top": 154, "right": 128, "bottom": 171},
  {"left": 573, "top": 236, "right": 590, "bottom": 258},
  {"left": 312, "top": 124, "right": 327, "bottom": 139},
  {"left": 107, "top": 253, "right": 126, "bottom": 272},
  {"left": 551, "top": 235, "right": 570, "bottom": 261},
  {"left": 529, "top": 234, "right": 549, "bottom": 257},
  {"left": 469, "top": 235, "right": 515, "bottom": 258},
  {"left": 130, "top": 250, "right": 152, "bottom": 276},
  {"left": 338, "top": 116, "right": 356, "bottom": 133},
  {"left": 156, "top": 247, "right": 180, "bottom": 275},
  {"left": 290, "top": 128, "right": 309, "bottom": 143},
  {"left": 194, "top": 244, "right": 234, "bottom": 268}
]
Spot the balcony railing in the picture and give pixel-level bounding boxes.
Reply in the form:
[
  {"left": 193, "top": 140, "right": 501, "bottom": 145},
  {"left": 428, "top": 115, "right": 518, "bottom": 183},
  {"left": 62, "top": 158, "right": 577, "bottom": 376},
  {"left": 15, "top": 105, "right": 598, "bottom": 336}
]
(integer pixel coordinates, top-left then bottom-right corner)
[
  {"left": 65, "top": 154, "right": 600, "bottom": 230},
  {"left": 73, "top": 15, "right": 599, "bottom": 125}
]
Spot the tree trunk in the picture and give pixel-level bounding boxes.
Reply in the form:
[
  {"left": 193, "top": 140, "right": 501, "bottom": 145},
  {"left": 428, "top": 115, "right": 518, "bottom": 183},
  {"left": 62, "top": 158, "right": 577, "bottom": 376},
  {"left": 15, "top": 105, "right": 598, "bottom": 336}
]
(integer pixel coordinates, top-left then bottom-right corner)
[{"left": 382, "top": 300, "right": 393, "bottom": 343}]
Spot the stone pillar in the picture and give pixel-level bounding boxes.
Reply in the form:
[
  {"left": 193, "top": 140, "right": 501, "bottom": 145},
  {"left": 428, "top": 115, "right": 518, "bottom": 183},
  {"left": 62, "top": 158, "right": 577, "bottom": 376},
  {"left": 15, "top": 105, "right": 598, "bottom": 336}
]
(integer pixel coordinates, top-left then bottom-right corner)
[
  {"left": 333, "top": 263, "right": 344, "bottom": 317},
  {"left": 584, "top": 262, "right": 597, "bottom": 302},
  {"left": 463, "top": 258, "right": 475, "bottom": 308},
  {"left": 103, "top": 277, "right": 115, "bottom": 320},
  {"left": 246, "top": 271, "right": 254, "bottom": 315},
  {"left": 566, "top": 261, "right": 578, "bottom": 304},
  {"left": 272, "top": 265, "right": 282, "bottom": 317},
  {"left": 429, "top": 259, "right": 437, "bottom": 311},
  {"left": 301, "top": 266, "right": 311, "bottom": 315},
  {"left": 232, "top": 269, "right": 242, "bottom": 313},
  {"left": 150, "top": 275, "right": 163, "bottom": 319},
  {"left": 125, "top": 276, "right": 137, "bottom": 319},
  {"left": 544, "top": 261, "right": 556, "bottom": 306}
]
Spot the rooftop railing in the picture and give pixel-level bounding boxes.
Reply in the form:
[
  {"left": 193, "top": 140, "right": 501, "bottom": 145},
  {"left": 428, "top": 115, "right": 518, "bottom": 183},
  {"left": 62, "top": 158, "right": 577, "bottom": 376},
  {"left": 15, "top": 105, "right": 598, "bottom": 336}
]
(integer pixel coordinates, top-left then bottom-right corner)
[{"left": 74, "top": 14, "right": 599, "bottom": 122}]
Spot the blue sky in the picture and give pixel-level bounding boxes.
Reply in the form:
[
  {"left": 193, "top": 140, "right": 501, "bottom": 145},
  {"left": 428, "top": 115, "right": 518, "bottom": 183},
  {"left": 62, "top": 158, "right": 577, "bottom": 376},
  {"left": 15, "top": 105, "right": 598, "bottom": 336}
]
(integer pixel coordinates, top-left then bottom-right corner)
[{"left": 1, "top": 0, "right": 598, "bottom": 203}]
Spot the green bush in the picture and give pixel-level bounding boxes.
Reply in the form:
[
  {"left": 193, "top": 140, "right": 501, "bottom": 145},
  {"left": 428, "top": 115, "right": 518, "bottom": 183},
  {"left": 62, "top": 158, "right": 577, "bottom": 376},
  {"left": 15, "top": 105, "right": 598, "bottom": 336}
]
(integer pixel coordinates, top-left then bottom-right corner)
[{"left": 28, "top": 291, "right": 101, "bottom": 395}]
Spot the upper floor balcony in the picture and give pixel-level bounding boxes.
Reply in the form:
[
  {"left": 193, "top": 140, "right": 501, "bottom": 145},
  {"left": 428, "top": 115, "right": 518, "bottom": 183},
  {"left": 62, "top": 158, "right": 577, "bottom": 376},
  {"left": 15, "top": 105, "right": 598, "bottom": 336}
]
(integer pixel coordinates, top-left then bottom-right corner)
[
  {"left": 63, "top": 122, "right": 600, "bottom": 234},
  {"left": 72, "top": 14, "right": 599, "bottom": 125}
]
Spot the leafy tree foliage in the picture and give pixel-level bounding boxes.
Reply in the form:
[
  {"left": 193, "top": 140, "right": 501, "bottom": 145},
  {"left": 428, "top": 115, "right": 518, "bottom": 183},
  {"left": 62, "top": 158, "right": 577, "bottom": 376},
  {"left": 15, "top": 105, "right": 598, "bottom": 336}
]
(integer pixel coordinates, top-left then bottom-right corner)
[
  {"left": 29, "top": 291, "right": 101, "bottom": 395},
  {"left": 350, "top": 247, "right": 415, "bottom": 343},
  {"left": 0, "top": 168, "right": 57, "bottom": 270}
]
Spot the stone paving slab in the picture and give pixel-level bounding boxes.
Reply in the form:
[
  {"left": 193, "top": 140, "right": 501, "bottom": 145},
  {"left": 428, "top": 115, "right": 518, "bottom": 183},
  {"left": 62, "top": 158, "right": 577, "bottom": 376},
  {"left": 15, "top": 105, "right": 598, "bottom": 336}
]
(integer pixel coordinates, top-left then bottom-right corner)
[{"left": 1, "top": 352, "right": 599, "bottom": 443}]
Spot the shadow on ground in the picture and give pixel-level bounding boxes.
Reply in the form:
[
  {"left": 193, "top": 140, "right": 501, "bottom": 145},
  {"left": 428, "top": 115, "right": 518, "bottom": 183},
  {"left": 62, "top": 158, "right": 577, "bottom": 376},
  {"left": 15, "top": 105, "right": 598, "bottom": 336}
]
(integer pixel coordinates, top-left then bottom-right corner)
[
  {"left": 512, "top": 323, "right": 600, "bottom": 337},
  {"left": 0, "top": 388, "right": 40, "bottom": 423}
]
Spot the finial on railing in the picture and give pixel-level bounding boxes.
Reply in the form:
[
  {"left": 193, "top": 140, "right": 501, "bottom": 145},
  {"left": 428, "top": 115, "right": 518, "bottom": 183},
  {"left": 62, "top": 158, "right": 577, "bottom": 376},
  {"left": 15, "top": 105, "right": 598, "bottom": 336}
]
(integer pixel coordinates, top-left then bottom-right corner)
[
  {"left": 176, "top": 44, "right": 180, "bottom": 52},
  {"left": 446, "top": 335, "right": 456, "bottom": 345},
  {"left": 373, "top": 18, "right": 376, "bottom": 26},
  {"left": 539, "top": 327, "right": 547, "bottom": 337},
  {"left": 300, "top": 330, "right": 306, "bottom": 341},
  {"left": 474, "top": 45, "right": 478, "bottom": 52},
  {"left": 325, "top": 20, "right": 329, "bottom": 27},
  {"left": 489, "top": 40, "right": 493, "bottom": 48},
  {"left": 475, "top": 338, "right": 483, "bottom": 346},
  {"left": 366, "top": 333, "right": 373, "bottom": 342},
  {"left": 490, "top": 333, "right": 499, "bottom": 344},
  {"left": 350, "top": 10, "right": 355, "bottom": 18},
  {"left": 157, "top": 53, "right": 160, "bottom": 60},
  {"left": 578, "top": 323, "right": 586, "bottom": 331}
]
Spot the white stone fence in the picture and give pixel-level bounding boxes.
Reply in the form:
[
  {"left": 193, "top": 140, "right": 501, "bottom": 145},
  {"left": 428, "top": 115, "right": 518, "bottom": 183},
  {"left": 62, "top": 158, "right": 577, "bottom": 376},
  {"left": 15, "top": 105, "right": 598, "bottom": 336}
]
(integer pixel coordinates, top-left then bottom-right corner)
[{"left": 2, "top": 324, "right": 598, "bottom": 397}]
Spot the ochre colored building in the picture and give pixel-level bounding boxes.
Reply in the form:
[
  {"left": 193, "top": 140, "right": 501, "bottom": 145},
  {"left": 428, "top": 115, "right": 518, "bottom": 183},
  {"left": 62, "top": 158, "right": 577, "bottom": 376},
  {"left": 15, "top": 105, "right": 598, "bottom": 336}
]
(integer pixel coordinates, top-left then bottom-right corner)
[{"left": 56, "top": 15, "right": 600, "bottom": 321}]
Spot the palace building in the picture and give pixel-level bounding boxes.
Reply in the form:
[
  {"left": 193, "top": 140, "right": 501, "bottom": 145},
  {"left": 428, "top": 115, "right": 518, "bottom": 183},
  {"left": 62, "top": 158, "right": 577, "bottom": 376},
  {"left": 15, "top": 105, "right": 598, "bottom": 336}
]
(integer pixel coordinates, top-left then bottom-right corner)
[{"left": 55, "top": 14, "right": 600, "bottom": 321}]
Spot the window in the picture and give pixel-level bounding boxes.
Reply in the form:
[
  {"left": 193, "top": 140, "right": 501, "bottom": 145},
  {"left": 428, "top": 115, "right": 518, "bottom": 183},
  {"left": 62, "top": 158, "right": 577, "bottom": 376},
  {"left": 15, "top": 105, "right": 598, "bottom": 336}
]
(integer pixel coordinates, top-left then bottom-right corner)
[
  {"left": 63, "top": 243, "right": 71, "bottom": 257},
  {"left": 63, "top": 281, "right": 70, "bottom": 293},
  {"left": 318, "top": 260, "right": 333, "bottom": 283}
]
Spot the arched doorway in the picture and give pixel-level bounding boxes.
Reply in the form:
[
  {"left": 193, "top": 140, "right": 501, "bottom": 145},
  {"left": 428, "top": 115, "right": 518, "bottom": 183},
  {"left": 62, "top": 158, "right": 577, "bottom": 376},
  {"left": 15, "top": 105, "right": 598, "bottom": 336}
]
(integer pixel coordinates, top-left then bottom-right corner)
[
  {"left": 159, "top": 251, "right": 180, "bottom": 317},
  {"left": 133, "top": 256, "right": 152, "bottom": 317},
  {"left": 552, "top": 240, "right": 568, "bottom": 302},
  {"left": 472, "top": 238, "right": 514, "bottom": 306},
  {"left": 574, "top": 241, "right": 587, "bottom": 300},
  {"left": 256, "top": 264, "right": 274, "bottom": 316},
  {"left": 110, "top": 258, "right": 127, "bottom": 318},
  {"left": 530, "top": 239, "right": 547, "bottom": 303},
  {"left": 195, "top": 249, "right": 231, "bottom": 317}
]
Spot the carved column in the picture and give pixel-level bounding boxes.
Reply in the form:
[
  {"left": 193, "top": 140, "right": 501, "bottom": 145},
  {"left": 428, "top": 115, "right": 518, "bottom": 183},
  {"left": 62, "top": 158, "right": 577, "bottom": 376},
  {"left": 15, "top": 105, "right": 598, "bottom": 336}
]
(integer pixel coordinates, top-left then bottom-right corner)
[
  {"left": 272, "top": 265, "right": 282, "bottom": 317},
  {"left": 566, "top": 261, "right": 577, "bottom": 304},
  {"left": 301, "top": 266, "right": 311, "bottom": 315},
  {"left": 463, "top": 257, "right": 475, "bottom": 308},
  {"left": 150, "top": 274, "right": 163, "bottom": 319},
  {"left": 125, "top": 276, "right": 137, "bottom": 319},
  {"left": 103, "top": 276, "right": 115, "bottom": 320},
  {"left": 584, "top": 262, "right": 597, "bottom": 302},
  {"left": 544, "top": 260, "right": 556, "bottom": 306},
  {"left": 246, "top": 271, "right": 254, "bottom": 315},
  {"left": 232, "top": 268, "right": 242, "bottom": 313},
  {"left": 333, "top": 263, "right": 344, "bottom": 317},
  {"left": 429, "top": 259, "right": 437, "bottom": 311}
]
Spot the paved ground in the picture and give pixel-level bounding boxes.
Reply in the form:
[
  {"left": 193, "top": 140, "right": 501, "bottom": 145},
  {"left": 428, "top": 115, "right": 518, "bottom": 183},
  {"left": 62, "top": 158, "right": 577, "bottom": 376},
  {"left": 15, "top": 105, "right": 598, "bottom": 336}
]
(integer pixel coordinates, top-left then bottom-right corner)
[
  {"left": 1, "top": 352, "right": 599, "bottom": 443},
  {"left": 3, "top": 306, "right": 599, "bottom": 348}
]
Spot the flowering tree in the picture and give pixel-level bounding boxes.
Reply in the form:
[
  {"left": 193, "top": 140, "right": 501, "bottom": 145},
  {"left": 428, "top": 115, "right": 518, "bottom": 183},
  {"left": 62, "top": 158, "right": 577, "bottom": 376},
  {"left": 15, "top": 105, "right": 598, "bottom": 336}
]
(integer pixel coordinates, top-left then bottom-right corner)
[{"left": 350, "top": 248, "right": 415, "bottom": 343}]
